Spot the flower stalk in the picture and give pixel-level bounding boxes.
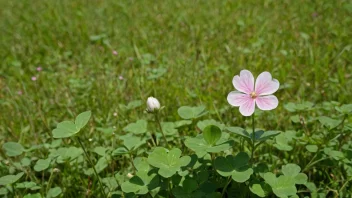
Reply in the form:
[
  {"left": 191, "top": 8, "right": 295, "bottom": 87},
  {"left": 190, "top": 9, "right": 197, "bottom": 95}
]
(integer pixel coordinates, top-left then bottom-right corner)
[
  {"left": 76, "top": 137, "right": 106, "bottom": 197},
  {"left": 251, "top": 113, "right": 255, "bottom": 164}
]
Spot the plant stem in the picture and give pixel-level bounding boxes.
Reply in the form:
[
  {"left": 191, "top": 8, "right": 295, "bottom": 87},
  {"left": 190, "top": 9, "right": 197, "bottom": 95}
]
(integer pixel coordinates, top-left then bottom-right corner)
[
  {"left": 251, "top": 113, "right": 255, "bottom": 164},
  {"left": 155, "top": 113, "right": 170, "bottom": 149},
  {"left": 149, "top": 131, "right": 157, "bottom": 147},
  {"left": 221, "top": 177, "right": 232, "bottom": 197},
  {"left": 129, "top": 152, "right": 136, "bottom": 174},
  {"left": 46, "top": 168, "right": 55, "bottom": 194},
  {"left": 76, "top": 137, "right": 106, "bottom": 197}
]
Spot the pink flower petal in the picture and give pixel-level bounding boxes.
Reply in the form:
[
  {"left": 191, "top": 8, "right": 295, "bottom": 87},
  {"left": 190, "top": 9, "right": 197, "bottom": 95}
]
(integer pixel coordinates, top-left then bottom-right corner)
[
  {"left": 256, "top": 95, "right": 279, "bottom": 110},
  {"left": 232, "top": 70, "right": 254, "bottom": 94},
  {"left": 255, "top": 72, "right": 279, "bottom": 95},
  {"left": 227, "top": 91, "right": 250, "bottom": 107},
  {"left": 239, "top": 98, "right": 255, "bottom": 116}
]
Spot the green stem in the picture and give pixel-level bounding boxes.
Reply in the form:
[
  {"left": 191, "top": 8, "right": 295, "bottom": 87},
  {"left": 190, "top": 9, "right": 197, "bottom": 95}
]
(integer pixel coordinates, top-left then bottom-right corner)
[
  {"left": 46, "top": 168, "right": 55, "bottom": 194},
  {"left": 339, "top": 177, "right": 352, "bottom": 194},
  {"left": 129, "top": 152, "right": 136, "bottom": 174},
  {"left": 155, "top": 113, "right": 170, "bottom": 149},
  {"left": 76, "top": 137, "right": 106, "bottom": 197},
  {"left": 221, "top": 177, "right": 232, "bottom": 197},
  {"left": 149, "top": 131, "right": 157, "bottom": 147},
  {"left": 251, "top": 113, "right": 255, "bottom": 164}
]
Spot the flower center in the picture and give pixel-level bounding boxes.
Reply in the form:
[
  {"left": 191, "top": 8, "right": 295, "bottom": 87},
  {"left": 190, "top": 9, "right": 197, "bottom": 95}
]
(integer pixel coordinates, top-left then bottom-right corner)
[{"left": 250, "top": 92, "right": 257, "bottom": 99}]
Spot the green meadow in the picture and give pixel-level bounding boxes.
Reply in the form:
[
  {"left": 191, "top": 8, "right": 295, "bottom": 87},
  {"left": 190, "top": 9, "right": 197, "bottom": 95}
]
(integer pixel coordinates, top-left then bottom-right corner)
[{"left": 0, "top": 0, "right": 352, "bottom": 197}]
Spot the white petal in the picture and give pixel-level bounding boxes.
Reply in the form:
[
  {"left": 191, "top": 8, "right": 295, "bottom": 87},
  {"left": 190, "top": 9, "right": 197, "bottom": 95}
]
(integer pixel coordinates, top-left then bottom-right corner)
[
  {"left": 256, "top": 95, "right": 279, "bottom": 110},
  {"left": 232, "top": 70, "right": 255, "bottom": 94},
  {"left": 255, "top": 72, "right": 280, "bottom": 95},
  {"left": 227, "top": 91, "right": 250, "bottom": 107},
  {"left": 239, "top": 98, "right": 256, "bottom": 116}
]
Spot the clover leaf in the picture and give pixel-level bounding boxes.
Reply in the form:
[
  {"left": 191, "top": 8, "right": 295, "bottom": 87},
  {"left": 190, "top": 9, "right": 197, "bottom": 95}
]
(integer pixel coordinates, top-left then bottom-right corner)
[
  {"left": 264, "top": 173, "right": 297, "bottom": 198},
  {"left": 121, "top": 158, "right": 159, "bottom": 195},
  {"left": 185, "top": 130, "right": 233, "bottom": 158},
  {"left": 214, "top": 152, "right": 253, "bottom": 182},
  {"left": 123, "top": 120, "right": 148, "bottom": 134},
  {"left": 197, "top": 119, "right": 225, "bottom": 131},
  {"left": 177, "top": 106, "right": 208, "bottom": 120},
  {"left": 52, "top": 111, "right": 91, "bottom": 138},
  {"left": 147, "top": 147, "right": 191, "bottom": 178},
  {"left": 203, "top": 125, "right": 222, "bottom": 145},
  {"left": 2, "top": 142, "right": 25, "bottom": 157},
  {"left": 263, "top": 164, "right": 308, "bottom": 197},
  {"left": 0, "top": 172, "right": 24, "bottom": 186}
]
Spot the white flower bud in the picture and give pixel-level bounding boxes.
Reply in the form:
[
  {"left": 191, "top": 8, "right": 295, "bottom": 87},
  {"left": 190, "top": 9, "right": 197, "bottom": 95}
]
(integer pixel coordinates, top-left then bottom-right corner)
[{"left": 147, "top": 97, "right": 160, "bottom": 113}]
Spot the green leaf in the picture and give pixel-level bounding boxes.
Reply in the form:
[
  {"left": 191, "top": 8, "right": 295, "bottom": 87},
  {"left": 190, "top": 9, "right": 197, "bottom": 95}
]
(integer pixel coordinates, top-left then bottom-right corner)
[
  {"left": 203, "top": 125, "right": 222, "bottom": 145},
  {"left": 34, "top": 158, "right": 51, "bottom": 172},
  {"left": 2, "top": 142, "right": 25, "bottom": 157},
  {"left": 75, "top": 111, "right": 91, "bottom": 129},
  {"left": 273, "top": 132, "right": 294, "bottom": 151},
  {"left": 93, "top": 146, "right": 108, "bottom": 156},
  {"left": 52, "top": 121, "right": 79, "bottom": 138},
  {"left": 226, "top": 127, "right": 250, "bottom": 140},
  {"left": 305, "top": 145, "right": 318, "bottom": 153},
  {"left": 15, "top": 181, "right": 38, "bottom": 189},
  {"left": 197, "top": 119, "right": 225, "bottom": 131},
  {"left": 95, "top": 156, "right": 110, "bottom": 173},
  {"left": 183, "top": 178, "right": 198, "bottom": 193},
  {"left": 133, "top": 157, "right": 150, "bottom": 172},
  {"left": 263, "top": 173, "right": 297, "bottom": 198},
  {"left": 123, "top": 120, "right": 148, "bottom": 134},
  {"left": 120, "top": 134, "right": 145, "bottom": 151},
  {"left": 24, "top": 193, "right": 42, "bottom": 198},
  {"left": 324, "top": 147, "right": 345, "bottom": 160},
  {"left": 112, "top": 147, "right": 128, "bottom": 156},
  {"left": 0, "top": 172, "right": 24, "bottom": 185},
  {"left": 102, "top": 177, "right": 119, "bottom": 191},
  {"left": 177, "top": 106, "right": 208, "bottom": 120},
  {"left": 185, "top": 135, "right": 233, "bottom": 157},
  {"left": 335, "top": 104, "right": 352, "bottom": 114},
  {"left": 174, "top": 120, "right": 192, "bottom": 128},
  {"left": 282, "top": 164, "right": 301, "bottom": 177},
  {"left": 147, "top": 147, "right": 191, "bottom": 178},
  {"left": 257, "top": 131, "right": 281, "bottom": 142},
  {"left": 121, "top": 171, "right": 159, "bottom": 194},
  {"left": 214, "top": 152, "right": 253, "bottom": 182},
  {"left": 249, "top": 182, "right": 271, "bottom": 197},
  {"left": 161, "top": 122, "right": 178, "bottom": 136},
  {"left": 46, "top": 187, "right": 62, "bottom": 198},
  {"left": 51, "top": 147, "right": 83, "bottom": 163},
  {"left": 318, "top": 116, "right": 341, "bottom": 130},
  {"left": 282, "top": 164, "right": 308, "bottom": 185},
  {"left": 0, "top": 187, "right": 8, "bottom": 195},
  {"left": 294, "top": 173, "right": 308, "bottom": 185}
]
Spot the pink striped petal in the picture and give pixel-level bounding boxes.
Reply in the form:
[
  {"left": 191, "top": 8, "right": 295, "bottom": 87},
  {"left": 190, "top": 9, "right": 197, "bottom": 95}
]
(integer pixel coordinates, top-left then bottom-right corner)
[
  {"left": 255, "top": 72, "right": 280, "bottom": 96},
  {"left": 239, "top": 98, "right": 256, "bottom": 116},
  {"left": 256, "top": 95, "right": 278, "bottom": 110},
  {"left": 227, "top": 91, "right": 250, "bottom": 107},
  {"left": 232, "top": 70, "right": 254, "bottom": 94}
]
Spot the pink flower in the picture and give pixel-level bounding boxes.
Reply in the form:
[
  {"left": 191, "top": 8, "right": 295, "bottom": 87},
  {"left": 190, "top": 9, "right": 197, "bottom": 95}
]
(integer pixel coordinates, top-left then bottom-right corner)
[
  {"left": 227, "top": 70, "right": 279, "bottom": 116},
  {"left": 118, "top": 75, "right": 124, "bottom": 80},
  {"left": 31, "top": 76, "right": 37, "bottom": 81},
  {"left": 36, "top": 67, "right": 42, "bottom": 72},
  {"left": 17, "top": 91, "right": 23, "bottom": 95},
  {"left": 112, "top": 50, "right": 118, "bottom": 55}
]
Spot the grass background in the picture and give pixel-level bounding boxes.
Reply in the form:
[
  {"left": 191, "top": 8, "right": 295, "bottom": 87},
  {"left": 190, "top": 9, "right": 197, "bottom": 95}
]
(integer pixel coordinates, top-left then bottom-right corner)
[{"left": 0, "top": 0, "right": 351, "bottom": 144}]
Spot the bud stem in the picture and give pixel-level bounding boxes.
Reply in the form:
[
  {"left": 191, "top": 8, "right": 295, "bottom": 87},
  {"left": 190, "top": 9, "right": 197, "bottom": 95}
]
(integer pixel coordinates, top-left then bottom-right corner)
[{"left": 155, "top": 113, "right": 170, "bottom": 149}]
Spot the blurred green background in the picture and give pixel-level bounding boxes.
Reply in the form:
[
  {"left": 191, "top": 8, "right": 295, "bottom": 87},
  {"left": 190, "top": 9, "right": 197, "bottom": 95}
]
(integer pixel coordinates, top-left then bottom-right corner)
[{"left": 0, "top": 0, "right": 351, "bottom": 143}]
